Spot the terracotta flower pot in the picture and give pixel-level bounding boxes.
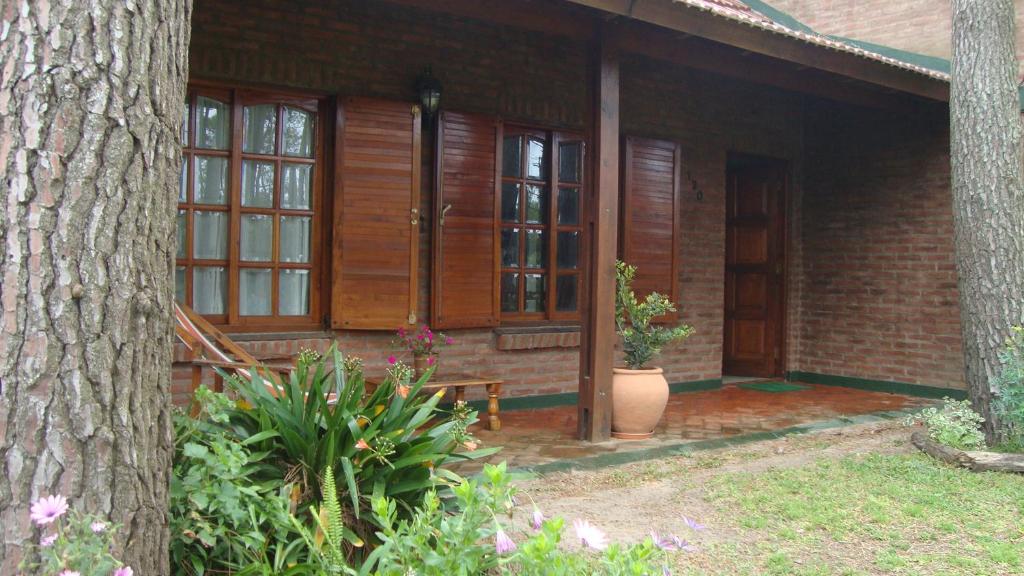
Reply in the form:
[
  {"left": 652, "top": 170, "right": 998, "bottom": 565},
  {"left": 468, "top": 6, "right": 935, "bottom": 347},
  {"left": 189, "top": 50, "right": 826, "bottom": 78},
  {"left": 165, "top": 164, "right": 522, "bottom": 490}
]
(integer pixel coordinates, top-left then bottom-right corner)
[
  {"left": 413, "top": 354, "right": 437, "bottom": 379},
  {"left": 611, "top": 366, "right": 669, "bottom": 439}
]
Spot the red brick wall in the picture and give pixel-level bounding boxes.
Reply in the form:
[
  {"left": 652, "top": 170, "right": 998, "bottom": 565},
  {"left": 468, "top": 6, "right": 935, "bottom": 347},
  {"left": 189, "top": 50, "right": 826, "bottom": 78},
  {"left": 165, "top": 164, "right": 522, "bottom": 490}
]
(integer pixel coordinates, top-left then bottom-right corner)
[
  {"left": 764, "top": 0, "right": 1024, "bottom": 73},
  {"left": 793, "top": 100, "right": 965, "bottom": 389}
]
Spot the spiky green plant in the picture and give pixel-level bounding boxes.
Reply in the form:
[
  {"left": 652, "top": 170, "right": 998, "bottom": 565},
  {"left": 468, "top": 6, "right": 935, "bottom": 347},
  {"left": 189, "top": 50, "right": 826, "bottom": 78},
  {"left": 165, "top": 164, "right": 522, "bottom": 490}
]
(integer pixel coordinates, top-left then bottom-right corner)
[{"left": 615, "top": 261, "right": 694, "bottom": 369}]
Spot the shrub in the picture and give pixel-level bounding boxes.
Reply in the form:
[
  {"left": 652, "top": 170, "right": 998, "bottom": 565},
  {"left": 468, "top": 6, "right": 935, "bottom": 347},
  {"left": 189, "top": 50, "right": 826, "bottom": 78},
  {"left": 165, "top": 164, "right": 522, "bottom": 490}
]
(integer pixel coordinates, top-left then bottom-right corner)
[
  {"left": 993, "top": 326, "right": 1024, "bottom": 447},
  {"left": 615, "top": 261, "right": 693, "bottom": 369},
  {"left": 224, "top": 346, "right": 496, "bottom": 542},
  {"left": 170, "top": 387, "right": 310, "bottom": 575},
  {"left": 906, "top": 397, "right": 986, "bottom": 450}
]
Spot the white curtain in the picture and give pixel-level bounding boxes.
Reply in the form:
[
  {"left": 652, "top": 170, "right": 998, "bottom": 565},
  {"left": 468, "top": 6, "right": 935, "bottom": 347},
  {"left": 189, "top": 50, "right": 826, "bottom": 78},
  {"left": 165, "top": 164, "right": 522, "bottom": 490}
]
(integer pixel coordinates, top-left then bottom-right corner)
[
  {"left": 279, "top": 269, "right": 310, "bottom": 315},
  {"left": 240, "top": 268, "right": 272, "bottom": 316},
  {"left": 281, "top": 163, "right": 311, "bottom": 209},
  {"left": 241, "top": 160, "right": 275, "bottom": 207},
  {"left": 279, "top": 216, "right": 310, "bottom": 263},
  {"left": 193, "top": 267, "right": 226, "bottom": 314},
  {"left": 241, "top": 215, "right": 273, "bottom": 262},
  {"left": 193, "top": 211, "right": 228, "bottom": 259}
]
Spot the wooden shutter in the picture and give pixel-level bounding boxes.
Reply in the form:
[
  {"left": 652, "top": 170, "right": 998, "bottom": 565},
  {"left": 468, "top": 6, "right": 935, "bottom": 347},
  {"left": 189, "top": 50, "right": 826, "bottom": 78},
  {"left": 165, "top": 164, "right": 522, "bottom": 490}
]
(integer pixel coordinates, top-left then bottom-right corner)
[
  {"left": 621, "top": 136, "right": 681, "bottom": 321},
  {"left": 431, "top": 111, "right": 502, "bottom": 329},
  {"left": 332, "top": 98, "right": 421, "bottom": 330}
]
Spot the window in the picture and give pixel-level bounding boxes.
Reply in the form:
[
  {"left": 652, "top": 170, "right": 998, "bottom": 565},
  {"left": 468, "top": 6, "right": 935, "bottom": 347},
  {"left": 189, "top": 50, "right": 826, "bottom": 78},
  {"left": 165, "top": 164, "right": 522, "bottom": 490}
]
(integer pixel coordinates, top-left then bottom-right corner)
[
  {"left": 177, "top": 86, "right": 322, "bottom": 329},
  {"left": 499, "top": 127, "right": 583, "bottom": 321}
]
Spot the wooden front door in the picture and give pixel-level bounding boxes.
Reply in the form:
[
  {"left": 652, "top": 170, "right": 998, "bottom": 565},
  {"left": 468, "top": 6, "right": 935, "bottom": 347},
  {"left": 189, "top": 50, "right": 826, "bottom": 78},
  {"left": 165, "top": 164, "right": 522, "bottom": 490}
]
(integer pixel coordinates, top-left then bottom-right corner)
[{"left": 723, "top": 154, "right": 786, "bottom": 377}]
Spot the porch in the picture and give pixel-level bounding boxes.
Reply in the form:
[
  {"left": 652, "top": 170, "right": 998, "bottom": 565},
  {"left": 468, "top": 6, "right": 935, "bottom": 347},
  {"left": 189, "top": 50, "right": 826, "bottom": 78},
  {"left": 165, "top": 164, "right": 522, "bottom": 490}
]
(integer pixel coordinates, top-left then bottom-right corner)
[
  {"left": 175, "top": 0, "right": 967, "bottom": 441},
  {"left": 460, "top": 381, "right": 934, "bottom": 472}
]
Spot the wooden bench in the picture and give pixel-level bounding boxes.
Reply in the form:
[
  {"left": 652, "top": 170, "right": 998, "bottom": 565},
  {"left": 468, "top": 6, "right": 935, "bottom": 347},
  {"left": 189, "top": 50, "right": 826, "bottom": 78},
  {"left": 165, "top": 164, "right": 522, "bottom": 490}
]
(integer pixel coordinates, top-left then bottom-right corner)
[{"left": 366, "top": 373, "right": 503, "bottom": 431}]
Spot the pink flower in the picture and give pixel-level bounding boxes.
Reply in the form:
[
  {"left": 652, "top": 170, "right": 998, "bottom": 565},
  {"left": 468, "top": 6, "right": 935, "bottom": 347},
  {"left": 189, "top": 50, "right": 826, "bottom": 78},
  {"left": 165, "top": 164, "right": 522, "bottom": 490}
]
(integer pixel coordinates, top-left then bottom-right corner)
[
  {"left": 573, "top": 519, "right": 609, "bottom": 550},
  {"left": 355, "top": 439, "right": 370, "bottom": 450},
  {"left": 30, "top": 495, "right": 68, "bottom": 526},
  {"left": 445, "top": 336, "right": 454, "bottom": 345},
  {"left": 91, "top": 521, "right": 107, "bottom": 533},
  {"left": 40, "top": 534, "right": 57, "bottom": 547},
  {"left": 494, "top": 529, "right": 516, "bottom": 554},
  {"left": 397, "top": 327, "right": 406, "bottom": 337},
  {"left": 114, "top": 567, "right": 134, "bottom": 576},
  {"left": 532, "top": 508, "right": 545, "bottom": 530},
  {"left": 426, "top": 356, "right": 436, "bottom": 366},
  {"left": 387, "top": 355, "right": 397, "bottom": 365},
  {"left": 59, "top": 571, "right": 80, "bottom": 576}
]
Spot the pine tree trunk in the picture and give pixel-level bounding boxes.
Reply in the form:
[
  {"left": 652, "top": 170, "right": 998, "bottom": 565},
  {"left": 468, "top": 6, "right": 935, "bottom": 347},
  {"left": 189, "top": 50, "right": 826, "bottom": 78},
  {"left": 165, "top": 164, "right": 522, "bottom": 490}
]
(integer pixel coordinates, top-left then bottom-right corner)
[
  {"left": 0, "top": 1, "right": 191, "bottom": 574},
  {"left": 950, "top": 0, "right": 1024, "bottom": 443}
]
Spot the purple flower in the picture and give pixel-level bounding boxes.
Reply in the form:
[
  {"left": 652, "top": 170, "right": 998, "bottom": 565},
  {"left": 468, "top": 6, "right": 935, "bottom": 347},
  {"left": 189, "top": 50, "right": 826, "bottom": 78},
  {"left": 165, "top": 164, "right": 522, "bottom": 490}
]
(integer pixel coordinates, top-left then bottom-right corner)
[
  {"left": 445, "top": 336, "right": 454, "bottom": 345},
  {"left": 531, "top": 508, "right": 545, "bottom": 530},
  {"left": 494, "top": 529, "right": 516, "bottom": 554},
  {"left": 40, "top": 534, "right": 57, "bottom": 547},
  {"left": 683, "top": 516, "right": 706, "bottom": 531},
  {"left": 573, "top": 519, "right": 609, "bottom": 550},
  {"left": 113, "top": 567, "right": 134, "bottom": 576},
  {"left": 651, "top": 532, "right": 697, "bottom": 552},
  {"left": 663, "top": 567, "right": 672, "bottom": 576},
  {"left": 91, "top": 520, "right": 107, "bottom": 533},
  {"left": 387, "top": 355, "right": 397, "bottom": 365},
  {"left": 30, "top": 495, "right": 68, "bottom": 526},
  {"left": 58, "top": 571, "right": 80, "bottom": 576}
]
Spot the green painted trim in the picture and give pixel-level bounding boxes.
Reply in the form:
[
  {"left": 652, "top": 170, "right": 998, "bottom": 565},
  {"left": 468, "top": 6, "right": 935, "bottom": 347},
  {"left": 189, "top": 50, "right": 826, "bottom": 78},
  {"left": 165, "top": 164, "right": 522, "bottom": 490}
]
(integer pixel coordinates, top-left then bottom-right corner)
[
  {"left": 787, "top": 371, "right": 968, "bottom": 401},
  {"left": 446, "top": 378, "right": 723, "bottom": 413},
  {"left": 512, "top": 406, "right": 932, "bottom": 477}
]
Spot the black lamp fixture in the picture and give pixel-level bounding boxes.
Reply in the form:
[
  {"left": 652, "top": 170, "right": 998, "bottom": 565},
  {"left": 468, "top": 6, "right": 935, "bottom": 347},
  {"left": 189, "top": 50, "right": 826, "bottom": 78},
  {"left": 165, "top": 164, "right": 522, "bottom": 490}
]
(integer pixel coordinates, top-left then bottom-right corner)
[{"left": 416, "top": 67, "right": 442, "bottom": 117}]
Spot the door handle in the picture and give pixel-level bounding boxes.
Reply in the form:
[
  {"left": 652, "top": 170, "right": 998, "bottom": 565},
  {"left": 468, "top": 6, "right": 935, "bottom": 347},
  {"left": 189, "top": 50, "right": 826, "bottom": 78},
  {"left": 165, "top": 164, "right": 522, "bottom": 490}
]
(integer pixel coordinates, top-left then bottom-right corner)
[{"left": 440, "top": 203, "right": 453, "bottom": 227}]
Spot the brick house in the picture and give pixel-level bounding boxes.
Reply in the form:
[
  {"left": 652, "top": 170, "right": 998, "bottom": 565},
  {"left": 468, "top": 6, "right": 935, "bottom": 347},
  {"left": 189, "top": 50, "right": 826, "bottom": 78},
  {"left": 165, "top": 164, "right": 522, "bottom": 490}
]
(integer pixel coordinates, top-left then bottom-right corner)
[{"left": 174, "top": 0, "right": 968, "bottom": 439}]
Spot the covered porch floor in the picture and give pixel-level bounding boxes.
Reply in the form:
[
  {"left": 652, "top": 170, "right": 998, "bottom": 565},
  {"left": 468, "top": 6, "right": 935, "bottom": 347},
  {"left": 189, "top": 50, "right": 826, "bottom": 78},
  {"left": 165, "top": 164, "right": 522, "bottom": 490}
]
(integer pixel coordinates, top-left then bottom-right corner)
[{"left": 460, "top": 383, "right": 933, "bottom": 473}]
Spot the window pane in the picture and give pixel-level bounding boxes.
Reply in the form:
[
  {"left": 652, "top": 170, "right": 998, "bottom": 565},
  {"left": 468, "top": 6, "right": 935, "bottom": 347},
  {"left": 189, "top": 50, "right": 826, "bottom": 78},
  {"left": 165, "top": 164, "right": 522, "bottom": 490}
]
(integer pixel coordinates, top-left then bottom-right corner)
[
  {"left": 557, "top": 186, "right": 579, "bottom": 225},
  {"left": 241, "top": 160, "right": 275, "bottom": 208},
  {"left": 526, "top": 137, "right": 546, "bottom": 180},
  {"left": 557, "top": 231, "right": 579, "bottom": 270},
  {"left": 194, "top": 156, "right": 228, "bottom": 205},
  {"left": 501, "top": 182, "right": 520, "bottom": 222},
  {"left": 279, "top": 269, "right": 310, "bottom": 315},
  {"left": 282, "top": 107, "right": 314, "bottom": 158},
  {"left": 193, "top": 266, "right": 227, "bottom": 314},
  {"left": 502, "top": 135, "right": 522, "bottom": 178},
  {"left": 525, "top": 184, "right": 547, "bottom": 224},
  {"left": 176, "top": 210, "right": 187, "bottom": 258},
  {"left": 559, "top": 142, "right": 581, "bottom": 183},
  {"left": 175, "top": 267, "right": 186, "bottom": 304},
  {"left": 241, "top": 214, "right": 273, "bottom": 262},
  {"left": 556, "top": 275, "right": 578, "bottom": 312},
  {"left": 500, "top": 227, "right": 519, "bottom": 267},
  {"left": 279, "top": 216, "right": 311, "bottom": 263},
  {"left": 501, "top": 272, "right": 519, "bottom": 313},
  {"left": 524, "top": 273, "right": 546, "bottom": 313},
  {"left": 243, "top": 104, "right": 277, "bottom": 154},
  {"left": 196, "top": 96, "right": 229, "bottom": 150},
  {"left": 525, "top": 229, "right": 546, "bottom": 268},
  {"left": 281, "top": 163, "right": 312, "bottom": 209},
  {"left": 182, "top": 102, "right": 190, "bottom": 144},
  {"left": 239, "top": 268, "right": 272, "bottom": 316},
  {"left": 193, "top": 211, "right": 228, "bottom": 259},
  {"left": 179, "top": 157, "right": 187, "bottom": 202}
]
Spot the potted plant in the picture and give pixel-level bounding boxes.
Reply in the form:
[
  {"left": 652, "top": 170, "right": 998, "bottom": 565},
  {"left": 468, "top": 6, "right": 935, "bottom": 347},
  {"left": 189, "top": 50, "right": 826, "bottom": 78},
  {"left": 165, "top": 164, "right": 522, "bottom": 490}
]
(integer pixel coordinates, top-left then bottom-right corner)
[
  {"left": 613, "top": 261, "right": 693, "bottom": 439},
  {"left": 392, "top": 324, "right": 453, "bottom": 378}
]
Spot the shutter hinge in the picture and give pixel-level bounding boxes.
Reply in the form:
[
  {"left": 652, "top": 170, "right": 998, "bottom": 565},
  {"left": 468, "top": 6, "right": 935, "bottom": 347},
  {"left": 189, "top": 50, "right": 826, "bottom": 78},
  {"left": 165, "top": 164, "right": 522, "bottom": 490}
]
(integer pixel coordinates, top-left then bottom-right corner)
[
  {"left": 412, "top": 105, "right": 420, "bottom": 117},
  {"left": 408, "top": 312, "right": 417, "bottom": 325},
  {"left": 411, "top": 207, "right": 419, "bottom": 225}
]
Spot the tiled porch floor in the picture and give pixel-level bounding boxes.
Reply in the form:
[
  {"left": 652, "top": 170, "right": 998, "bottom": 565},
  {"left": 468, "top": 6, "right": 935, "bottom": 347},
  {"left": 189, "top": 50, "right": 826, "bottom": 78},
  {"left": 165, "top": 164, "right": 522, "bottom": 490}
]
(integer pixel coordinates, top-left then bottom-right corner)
[{"left": 459, "top": 383, "right": 932, "bottom": 472}]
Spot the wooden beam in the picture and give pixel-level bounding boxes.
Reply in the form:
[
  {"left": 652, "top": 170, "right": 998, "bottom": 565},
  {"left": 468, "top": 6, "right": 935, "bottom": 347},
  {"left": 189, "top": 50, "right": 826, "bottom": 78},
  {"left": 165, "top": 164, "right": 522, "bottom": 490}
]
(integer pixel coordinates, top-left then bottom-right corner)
[
  {"left": 381, "top": 0, "right": 594, "bottom": 40},
  {"left": 579, "top": 23, "right": 620, "bottom": 442},
  {"left": 568, "top": 0, "right": 950, "bottom": 101}
]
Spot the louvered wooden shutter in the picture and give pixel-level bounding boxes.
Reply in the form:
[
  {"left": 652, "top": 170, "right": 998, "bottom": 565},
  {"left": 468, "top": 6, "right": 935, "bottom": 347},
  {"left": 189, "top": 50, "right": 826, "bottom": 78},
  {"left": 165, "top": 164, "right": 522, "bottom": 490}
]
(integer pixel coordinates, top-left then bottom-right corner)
[
  {"left": 332, "top": 98, "right": 421, "bottom": 330},
  {"left": 431, "top": 111, "right": 502, "bottom": 329},
  {"left": 621, "top": 136, "right": 681, "bottom": 322}
]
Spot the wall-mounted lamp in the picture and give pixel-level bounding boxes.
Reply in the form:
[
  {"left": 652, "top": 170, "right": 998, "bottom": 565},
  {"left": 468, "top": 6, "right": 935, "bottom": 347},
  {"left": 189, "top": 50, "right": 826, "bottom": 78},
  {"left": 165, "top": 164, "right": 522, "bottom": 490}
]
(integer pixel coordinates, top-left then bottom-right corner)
[{"left": 416, "top": 67, "right": 442, "bottom": 117}]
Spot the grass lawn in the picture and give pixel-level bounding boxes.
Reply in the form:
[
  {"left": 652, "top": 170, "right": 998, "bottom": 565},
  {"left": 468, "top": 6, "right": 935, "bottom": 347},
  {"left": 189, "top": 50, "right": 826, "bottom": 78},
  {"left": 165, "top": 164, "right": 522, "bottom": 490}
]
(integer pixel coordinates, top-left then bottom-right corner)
[
  {"left": 523, "top": 423, "right": 1024, "bottom": 576},
  {"left": 696, "top": 453, "right": 1024, "bottom": 575}
]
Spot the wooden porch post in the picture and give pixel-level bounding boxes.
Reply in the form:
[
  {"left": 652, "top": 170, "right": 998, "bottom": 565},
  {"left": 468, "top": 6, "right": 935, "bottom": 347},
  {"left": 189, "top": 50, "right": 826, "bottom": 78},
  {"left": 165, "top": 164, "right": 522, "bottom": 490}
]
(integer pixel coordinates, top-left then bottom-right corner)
[{"left": 578, "top": 24, "right": 620, "bottom": 442}]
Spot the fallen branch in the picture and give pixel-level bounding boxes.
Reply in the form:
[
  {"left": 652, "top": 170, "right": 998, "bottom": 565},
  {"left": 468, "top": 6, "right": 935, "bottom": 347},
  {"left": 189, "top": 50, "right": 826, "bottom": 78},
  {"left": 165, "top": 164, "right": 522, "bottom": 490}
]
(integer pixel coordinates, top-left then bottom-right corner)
[{"left": 910, "top": 432, "right": 1024, "bottom": 473}]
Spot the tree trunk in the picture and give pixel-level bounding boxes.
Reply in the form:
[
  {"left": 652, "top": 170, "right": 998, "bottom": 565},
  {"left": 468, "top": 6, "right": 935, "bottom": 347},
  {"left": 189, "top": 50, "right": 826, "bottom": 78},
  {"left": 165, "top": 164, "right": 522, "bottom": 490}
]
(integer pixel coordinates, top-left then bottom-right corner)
[
  {"left": 0, "top": 1, "right": 191, "bottom": 574},
  {"left": 950, "top": 0, "right": 1024, "bottom": 443}
]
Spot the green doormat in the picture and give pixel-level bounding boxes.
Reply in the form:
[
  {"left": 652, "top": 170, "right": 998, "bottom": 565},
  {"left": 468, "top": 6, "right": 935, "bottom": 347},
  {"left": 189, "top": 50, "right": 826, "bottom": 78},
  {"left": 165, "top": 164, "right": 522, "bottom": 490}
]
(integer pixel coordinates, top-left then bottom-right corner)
[{"left": 738, "top": 381, "right": 809, "bottom": 393}]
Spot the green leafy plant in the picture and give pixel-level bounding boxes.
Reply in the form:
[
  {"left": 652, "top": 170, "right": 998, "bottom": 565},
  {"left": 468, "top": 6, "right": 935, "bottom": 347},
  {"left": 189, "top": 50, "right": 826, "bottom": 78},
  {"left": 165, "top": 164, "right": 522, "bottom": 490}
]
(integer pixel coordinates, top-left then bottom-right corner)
[
  {"left": 993, "top": 326, "right": 1024, "bottom": 448},
  {"left": 225, "top": 345, "right": 497, "bottom": 543},
  {"left": 19, "top": 495, "right": 131, "bottom": 576},
  {"left": 905, "top": 397, "right": 986, "bottom": 450},
  {"left": 289, "top": 467, "right": 361, "bottom": 575},
  {"left": 170, "top": 387, "right": 307, "bottom": 575},
  {"left": 615, "top": 260, "right": 694, "bottom": 369}
]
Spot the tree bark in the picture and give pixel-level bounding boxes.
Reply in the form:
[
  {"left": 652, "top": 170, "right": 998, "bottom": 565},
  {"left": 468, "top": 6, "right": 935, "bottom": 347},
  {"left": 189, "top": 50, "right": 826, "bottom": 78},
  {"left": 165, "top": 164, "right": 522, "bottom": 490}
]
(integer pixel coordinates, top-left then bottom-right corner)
[
  {"left": 0, "top": 1, "right": 191, "bottom": 574},
  {"left": 950, "top": 0, "right": 1024, "bottom": 443}
]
